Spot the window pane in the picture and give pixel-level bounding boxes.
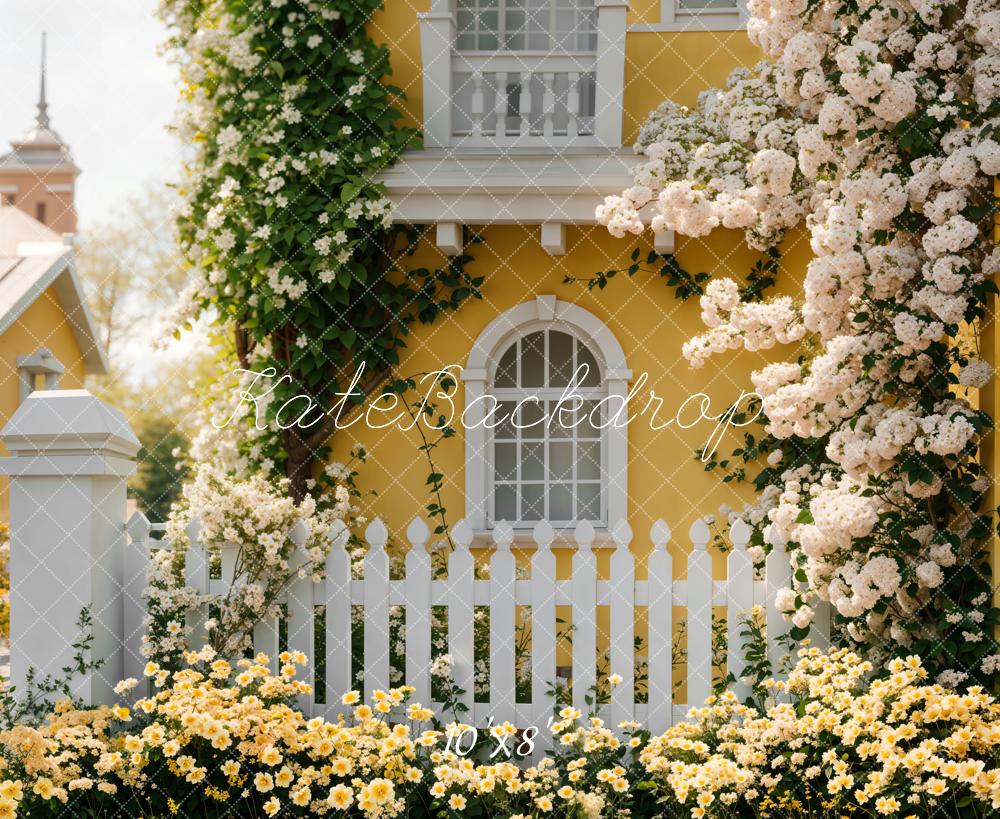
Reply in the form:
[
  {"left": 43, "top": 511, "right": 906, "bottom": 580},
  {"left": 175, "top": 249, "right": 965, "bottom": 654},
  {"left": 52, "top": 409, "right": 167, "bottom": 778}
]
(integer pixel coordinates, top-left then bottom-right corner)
[
  {"left": 579, "top": 400, "right": 601, "bottom": 438},
  {"left": 549, "top": 484, "right": 573, "bottom": 521},
  {"left": 521, "top": 331, "right": 545, "bottom": 387},
  {"left": 496, "top": 401, "right": 517, "bottom": 439},
  {"left": 495, "top": 343, "right": 517, "bottom": 387},
  {"left": 549, "top": 399, "right": 578, "bottom": 438},
  {"left": 577, "top": 441, "right": 600, "bottom": 480},
  {"left": 549, "top": 441, "right": 573, "bottom": 480},
  {"left": 519, "top": 400, "right": 544, "bottom": 438},
  {"left": 522, "top": 442, "right": 544, "bottom": 481},
  {"left": 495, "top": 442, "right": 517, "bottom": 481},
  {"left": 549, "top": 331, "right": 574, "bottom": 387},
  {"left": 521, "top": 484, "right": 544, "bottom": 520},
  {"left": 576, "top": 341, "right": 600, "bottom": 386},
  {"left": 576, "top": 483, "right": 600, "bottom": 520},
  {"left": 527, "top": 32, "right": 549, "bottom": 50},
  {"left": 505, "top": 31, "right": 526, "bottom": 49},
  {"left": 495, "top": 485, "right": 517, "bottom": 521}
]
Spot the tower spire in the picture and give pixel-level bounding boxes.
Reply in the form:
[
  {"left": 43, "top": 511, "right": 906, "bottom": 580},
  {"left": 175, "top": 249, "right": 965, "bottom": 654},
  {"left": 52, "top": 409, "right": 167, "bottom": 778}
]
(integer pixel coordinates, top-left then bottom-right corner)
[{"left": 36, "top": 32, "right": 49, "bottom": 129}]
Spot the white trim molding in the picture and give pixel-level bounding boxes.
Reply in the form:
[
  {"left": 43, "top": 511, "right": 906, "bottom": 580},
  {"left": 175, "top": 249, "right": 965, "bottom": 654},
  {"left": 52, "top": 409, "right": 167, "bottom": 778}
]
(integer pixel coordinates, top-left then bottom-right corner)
[
  {"left": 379, "top": 148, "right": 640, "bottom": 225},
  {"left": 461, "top": 296, "right": 630, "bottom": 536}
]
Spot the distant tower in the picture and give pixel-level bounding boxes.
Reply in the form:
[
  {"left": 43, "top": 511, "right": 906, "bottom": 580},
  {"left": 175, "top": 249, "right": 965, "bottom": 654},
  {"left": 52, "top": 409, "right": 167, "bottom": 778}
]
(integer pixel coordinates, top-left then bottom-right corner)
[{"left": 0, "top": 33, "right": 79, "bottom": 234}]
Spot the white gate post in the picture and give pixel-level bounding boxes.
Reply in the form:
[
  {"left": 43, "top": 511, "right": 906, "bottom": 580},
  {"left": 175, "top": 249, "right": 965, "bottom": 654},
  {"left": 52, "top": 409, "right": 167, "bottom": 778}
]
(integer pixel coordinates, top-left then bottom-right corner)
[{"left": 0, "top": 389, "right": 140, "bottom": 706}]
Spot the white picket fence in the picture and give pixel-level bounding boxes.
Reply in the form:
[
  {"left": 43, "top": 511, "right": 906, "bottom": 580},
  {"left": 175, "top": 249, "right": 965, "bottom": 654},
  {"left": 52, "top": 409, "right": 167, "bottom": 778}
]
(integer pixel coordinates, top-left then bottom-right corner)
[
  {"left": 0, "top": 390, "right": 828, "bottom": 727},
  {"left": 123, "top": 512, "right": 828, "bottom": 742}
]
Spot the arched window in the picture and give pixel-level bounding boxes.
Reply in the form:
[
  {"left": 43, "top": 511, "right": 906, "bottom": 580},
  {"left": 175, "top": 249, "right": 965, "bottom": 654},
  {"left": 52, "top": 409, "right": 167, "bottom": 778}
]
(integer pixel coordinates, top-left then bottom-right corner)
[
  {"left": 491, "top": 327, "right": 603, "bottom": 526},
  {"left": 462, "top": 296, "right": 630, "bottom": 535}
]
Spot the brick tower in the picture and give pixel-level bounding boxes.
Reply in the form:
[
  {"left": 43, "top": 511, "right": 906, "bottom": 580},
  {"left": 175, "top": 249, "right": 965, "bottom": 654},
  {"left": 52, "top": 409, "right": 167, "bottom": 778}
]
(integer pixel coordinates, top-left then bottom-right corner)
[{"left": 0, "top": 34, "right": 79, "bottom": 234}]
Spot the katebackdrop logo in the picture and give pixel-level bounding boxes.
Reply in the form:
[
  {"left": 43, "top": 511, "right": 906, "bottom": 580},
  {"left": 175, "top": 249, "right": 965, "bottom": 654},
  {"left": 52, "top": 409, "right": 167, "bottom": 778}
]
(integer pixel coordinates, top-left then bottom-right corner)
[{"left": 215, "top": 364, "right": 764, "bottom": 461}]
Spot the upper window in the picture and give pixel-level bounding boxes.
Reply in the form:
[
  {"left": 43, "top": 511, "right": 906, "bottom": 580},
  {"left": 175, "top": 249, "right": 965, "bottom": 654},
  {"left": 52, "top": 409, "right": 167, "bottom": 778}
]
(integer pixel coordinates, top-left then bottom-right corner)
[
  {"left": 490, "top": 328, "right": 603, "bottom": 527},
  {"left": 456, "top": 0, "right": 598, "bottom": 52}
]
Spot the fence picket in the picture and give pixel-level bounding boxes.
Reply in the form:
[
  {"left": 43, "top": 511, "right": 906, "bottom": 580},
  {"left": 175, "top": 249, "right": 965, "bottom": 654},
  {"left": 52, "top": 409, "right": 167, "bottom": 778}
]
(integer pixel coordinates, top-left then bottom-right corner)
[
  {"left": 646, "top": 519, "right": 672, "bottom": 735},
  {"left": 448, "top": 520, "right": 475, "bottom": 715},
  {"left": 404, "top": 518, "right": 432, "bottom": 708},
  {"left": 812, "top": 600, "right": 832, "bottom": 651},
  {"left": 765, "top": 524, "right": 791, "bottom": 679},
  {"left": 363, "top": 518, "right": 391, "bottom": 698},
  {"left": 124, "top": 512, "right": 152, "bottom": 684},
  {"left": 726, "top": 519, "right": 753, "bottom": 702},
  {"left": 687, "top": 520, "right": 712, "bottom": 709},
  {"left": 253, "top": 615, "right": 279, "bottom": 675},
  {"left": 608, "top": 520, "right": 634, "bottom": 728},
  {"left": 325, "top": 520, "right": 352, "bottom": 705},
  {"left": 183, "top": 517, "right": 210, "bottom": 651},
  {"left": 286, "top": 518, "right": 315, "bottom": 712},
  {"left": 530, "top": 521, "right": 557, "bottom": 754},
  {"left": 489, "top": 522, "right": 517, "bottom": 725},
  {"left": 571, "top": 521, "right": 597, "bottom": 713}
]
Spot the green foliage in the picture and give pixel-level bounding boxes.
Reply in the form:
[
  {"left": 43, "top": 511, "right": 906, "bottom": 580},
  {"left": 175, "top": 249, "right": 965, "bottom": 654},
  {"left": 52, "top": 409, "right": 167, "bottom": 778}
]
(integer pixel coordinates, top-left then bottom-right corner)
[
  {"left": 129, "top": 416, "right": 190, "bottom": 522},
  {"left": 164, "top": 0, "right": 483, "bottom": 498},
  {"left": 566, "top": 247, "right": 711, "bottom": 300},
  {"left": 570, "top": 246, "right": 779, "bottom": 303}
]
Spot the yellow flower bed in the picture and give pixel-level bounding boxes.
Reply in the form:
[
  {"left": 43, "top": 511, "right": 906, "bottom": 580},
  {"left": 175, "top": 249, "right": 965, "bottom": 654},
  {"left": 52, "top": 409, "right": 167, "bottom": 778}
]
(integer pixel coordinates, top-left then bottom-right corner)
[
  {"left": 641, "top": 648, "right": 1000, "bottom": 817},
  {"left": 0, "top": 647, "right": 645, "bottom": 818},
  {"left": 0, "top": 647, "right": 996, "bottom": 818}
]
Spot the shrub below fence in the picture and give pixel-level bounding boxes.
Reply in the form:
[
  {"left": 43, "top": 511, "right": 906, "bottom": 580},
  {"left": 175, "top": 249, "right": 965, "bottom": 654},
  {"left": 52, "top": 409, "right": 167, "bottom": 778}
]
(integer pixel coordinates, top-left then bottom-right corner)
[{"left": 0, "top": 648, "right": 997, "bottom": 819}]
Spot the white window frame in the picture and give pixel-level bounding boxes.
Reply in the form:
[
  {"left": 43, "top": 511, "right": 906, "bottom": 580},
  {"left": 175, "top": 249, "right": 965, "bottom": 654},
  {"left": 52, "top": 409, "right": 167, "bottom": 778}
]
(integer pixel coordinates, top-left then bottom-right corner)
[
  {"left": 629, "top": 0, "right": 747, "bottom": 32},
  {"left": 461, "top": 295, "right": 631, "bottom": 536},
  {"left": 454, "top": 0, "right": 599, "bottom": 53}
]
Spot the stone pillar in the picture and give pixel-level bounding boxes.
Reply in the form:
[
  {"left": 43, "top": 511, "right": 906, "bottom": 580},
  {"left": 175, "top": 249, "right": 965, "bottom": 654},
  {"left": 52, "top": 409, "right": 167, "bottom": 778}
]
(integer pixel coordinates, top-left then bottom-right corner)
[{"left": 0, "top": 389, "right": 139, "bottom": 705}]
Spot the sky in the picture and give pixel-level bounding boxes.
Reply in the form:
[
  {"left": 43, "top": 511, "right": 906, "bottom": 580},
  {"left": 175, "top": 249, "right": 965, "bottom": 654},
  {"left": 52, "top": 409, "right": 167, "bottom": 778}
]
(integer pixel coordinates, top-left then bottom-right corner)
[{"left": 0, "top": 0, "right": 181, "bottom": 228}]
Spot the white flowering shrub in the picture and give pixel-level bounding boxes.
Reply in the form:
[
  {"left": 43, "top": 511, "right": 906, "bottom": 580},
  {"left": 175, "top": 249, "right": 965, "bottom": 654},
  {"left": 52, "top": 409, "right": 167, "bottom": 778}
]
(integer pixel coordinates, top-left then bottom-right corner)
[
  {"left": 143, "top": 464, "right": 352, "bottom": 665},
  {"left": 601, "top": 0, "right": 1000, "bottom": 682},
  {"left": 159, "top": 0, "right": 482, "bottom": 497}
]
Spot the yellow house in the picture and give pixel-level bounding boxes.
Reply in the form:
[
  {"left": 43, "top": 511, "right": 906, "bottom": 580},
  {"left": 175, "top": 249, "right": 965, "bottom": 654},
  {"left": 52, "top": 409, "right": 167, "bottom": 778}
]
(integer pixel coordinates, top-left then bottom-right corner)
[
  {"left": 0, "top": 46, "right": 108, "bottom": 519},
  {"left": 324, "top": 0, "right": 815, "bottom": 564}
]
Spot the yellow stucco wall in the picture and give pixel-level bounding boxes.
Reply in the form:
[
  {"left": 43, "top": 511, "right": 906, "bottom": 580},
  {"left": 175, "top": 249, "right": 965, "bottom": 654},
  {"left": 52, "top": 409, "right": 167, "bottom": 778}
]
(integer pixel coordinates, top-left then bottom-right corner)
[
  {"left": 0, "top": 283, "right": 88, "bottom": 518},
  {"left": 328, "top": 221, "right": 811, "bottom": 567}
]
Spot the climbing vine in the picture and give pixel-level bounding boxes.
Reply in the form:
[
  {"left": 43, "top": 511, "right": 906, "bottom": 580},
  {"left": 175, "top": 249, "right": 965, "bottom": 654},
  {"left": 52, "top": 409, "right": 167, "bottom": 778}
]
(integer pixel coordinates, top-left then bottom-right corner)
[{"left": 161, "top": 0, "right": 482, "bottom": 501}]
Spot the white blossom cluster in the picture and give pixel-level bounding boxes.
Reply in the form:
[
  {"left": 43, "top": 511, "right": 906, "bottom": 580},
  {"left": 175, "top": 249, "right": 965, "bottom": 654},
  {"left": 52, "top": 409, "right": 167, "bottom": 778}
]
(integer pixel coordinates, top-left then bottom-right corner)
[
  {"left": 602, "top": 0, "right": 1000, "bottom": 672},
  {"left": 143, "top": 463, "right": 352, "bottom": 661},
  {"left": 596, "top": 62, "right": 815, "bottom": 251}
]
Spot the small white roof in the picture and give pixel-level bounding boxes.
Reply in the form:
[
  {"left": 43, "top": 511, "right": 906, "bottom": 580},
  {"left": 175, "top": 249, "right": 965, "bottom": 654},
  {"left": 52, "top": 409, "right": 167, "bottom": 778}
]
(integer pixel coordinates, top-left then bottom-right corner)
[{"left": 0, "top": 206, "right": 107, "bottom": 374}]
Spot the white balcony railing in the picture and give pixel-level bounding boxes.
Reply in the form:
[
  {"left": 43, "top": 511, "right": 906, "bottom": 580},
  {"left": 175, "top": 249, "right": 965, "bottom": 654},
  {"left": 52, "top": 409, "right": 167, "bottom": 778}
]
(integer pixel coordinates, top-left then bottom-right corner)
[
  {"left": 452, "top": 53, "right": 598, "bottom": 146},
  {"left": 419, "top": 0, "right": 629, "bottom": 150}
]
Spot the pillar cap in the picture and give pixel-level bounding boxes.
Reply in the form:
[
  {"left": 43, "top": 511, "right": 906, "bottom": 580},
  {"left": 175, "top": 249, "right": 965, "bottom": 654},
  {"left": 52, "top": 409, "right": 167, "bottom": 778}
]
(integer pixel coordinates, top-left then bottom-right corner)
[{"left": 1, "top": 389, "right": 140, "bottom": 459}]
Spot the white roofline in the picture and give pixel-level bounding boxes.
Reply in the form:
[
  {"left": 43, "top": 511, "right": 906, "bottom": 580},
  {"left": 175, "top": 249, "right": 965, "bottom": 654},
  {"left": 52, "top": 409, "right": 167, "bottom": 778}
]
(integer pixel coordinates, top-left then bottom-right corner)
[{"left": 0, "top": 251, "right": 108, "bottom": 375}]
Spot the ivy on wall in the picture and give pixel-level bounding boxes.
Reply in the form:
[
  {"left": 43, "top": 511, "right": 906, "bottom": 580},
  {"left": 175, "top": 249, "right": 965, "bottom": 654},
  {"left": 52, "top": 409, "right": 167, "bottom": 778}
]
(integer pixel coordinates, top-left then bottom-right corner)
[{"left": 161, "top": 0, "right": 482, "bottom": 500}]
